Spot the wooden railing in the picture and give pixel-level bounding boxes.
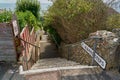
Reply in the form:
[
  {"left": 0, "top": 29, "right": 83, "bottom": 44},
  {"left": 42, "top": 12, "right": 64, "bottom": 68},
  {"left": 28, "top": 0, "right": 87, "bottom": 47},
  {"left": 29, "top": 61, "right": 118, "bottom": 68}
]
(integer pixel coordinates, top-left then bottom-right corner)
[{"left": 19, "top": 25, "right": 40, "bottom": 70}]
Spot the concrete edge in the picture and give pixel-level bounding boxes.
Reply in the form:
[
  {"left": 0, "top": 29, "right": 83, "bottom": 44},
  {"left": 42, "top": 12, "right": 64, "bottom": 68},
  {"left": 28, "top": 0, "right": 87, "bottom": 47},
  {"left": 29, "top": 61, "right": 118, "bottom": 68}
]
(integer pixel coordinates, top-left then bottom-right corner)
[{"left": 19, "top": 65, "right": 98, "bottom": 75}]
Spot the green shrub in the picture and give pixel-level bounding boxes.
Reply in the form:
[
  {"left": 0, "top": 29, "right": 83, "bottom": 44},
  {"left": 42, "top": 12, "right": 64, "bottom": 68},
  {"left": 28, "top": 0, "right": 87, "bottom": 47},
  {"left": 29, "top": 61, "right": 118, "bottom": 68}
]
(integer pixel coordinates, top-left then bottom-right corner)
[
  {"left": 44, "top": 24, "right": 61, "bottom": 46},
  {"left": 0, "top": 10, "right": 12, "bottom": 22},
  {"left": 107, "top": 14, "right": 120, "bottom": 30},
  {"left": 16, "top": 11, "right": 40, "bottom": 31},
  {"left": 44, "top": 0, "right": 108, "bottom": 43},
  {"left": 16, "top": 0, "right": 40, "bottom": 19}
]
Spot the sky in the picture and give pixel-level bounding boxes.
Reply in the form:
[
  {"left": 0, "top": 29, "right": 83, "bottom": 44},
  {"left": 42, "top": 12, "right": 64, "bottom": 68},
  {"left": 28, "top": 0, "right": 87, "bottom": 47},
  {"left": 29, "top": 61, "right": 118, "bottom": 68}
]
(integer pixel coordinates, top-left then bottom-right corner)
[
  {"left": 103, "top": 0, "right": 119, "bottom": 3},
  {"left": 0, "top": 0, "right": 52, "bottom": 3},
  {"left": 0, "top": 0, "right": 119, "bottom": 4}
]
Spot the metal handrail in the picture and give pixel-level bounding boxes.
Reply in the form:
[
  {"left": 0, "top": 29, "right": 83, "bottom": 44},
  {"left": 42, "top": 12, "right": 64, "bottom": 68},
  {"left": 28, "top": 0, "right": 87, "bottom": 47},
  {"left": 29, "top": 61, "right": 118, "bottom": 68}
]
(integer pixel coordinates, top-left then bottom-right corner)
[{"left": 19, "top": 37, "right": 40, "bottom": 48}]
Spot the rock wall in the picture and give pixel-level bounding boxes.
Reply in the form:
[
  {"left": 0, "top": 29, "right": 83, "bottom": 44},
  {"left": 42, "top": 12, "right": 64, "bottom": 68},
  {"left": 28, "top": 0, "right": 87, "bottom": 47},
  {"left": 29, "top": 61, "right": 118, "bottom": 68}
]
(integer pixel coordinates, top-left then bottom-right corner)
[{"left": 60, "top": 29, "right": 120, "bottom": 70}]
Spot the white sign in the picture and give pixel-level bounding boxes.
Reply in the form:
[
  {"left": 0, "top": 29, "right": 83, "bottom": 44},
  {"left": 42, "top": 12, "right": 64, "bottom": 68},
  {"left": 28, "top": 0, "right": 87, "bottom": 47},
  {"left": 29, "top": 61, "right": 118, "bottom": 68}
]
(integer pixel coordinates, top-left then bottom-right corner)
[
  {"left": 12, "top": 20, "right": 19, "bottom": 36},
  {"left": 81, "top": 42, "right": 106, "bottom": 69}
]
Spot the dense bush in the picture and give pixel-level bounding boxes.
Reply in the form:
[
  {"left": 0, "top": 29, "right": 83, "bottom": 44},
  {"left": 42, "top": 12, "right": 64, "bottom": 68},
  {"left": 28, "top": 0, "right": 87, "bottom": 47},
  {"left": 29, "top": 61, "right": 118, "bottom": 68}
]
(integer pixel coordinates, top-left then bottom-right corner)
[
  {"left": 107, "top": 14, "right": 120, "bottom": 30},
  {"left": 16, "top": 0, "right": 40, "bottom": 19},
  {"left": 44, "top": 0, "right": 108, "bottom": 44},
  {"left": 0, "top": 10, "right": 12, "bottom": 22},
  {"left": 16, "top": 11, "right": 40, "bottom": 31},
  {"left": 15, "top": 0, "right": 41, "bottom": 31},
  {"left": 44, "top": 24, "right": 61, "bottom": 46}
]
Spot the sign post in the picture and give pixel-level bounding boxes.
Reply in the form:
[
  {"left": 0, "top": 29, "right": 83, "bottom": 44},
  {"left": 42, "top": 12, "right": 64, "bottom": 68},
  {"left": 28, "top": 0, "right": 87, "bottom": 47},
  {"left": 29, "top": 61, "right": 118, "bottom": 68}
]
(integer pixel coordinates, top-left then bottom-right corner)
[
  {"left": 91, "top": 36, "right": 102, "bottom": 66},
  {"left": 12, "top": 14, "right": 19, "bottom": 36},
  {"left": 81, "top": 38, "right": 106, "bottom": 69}
]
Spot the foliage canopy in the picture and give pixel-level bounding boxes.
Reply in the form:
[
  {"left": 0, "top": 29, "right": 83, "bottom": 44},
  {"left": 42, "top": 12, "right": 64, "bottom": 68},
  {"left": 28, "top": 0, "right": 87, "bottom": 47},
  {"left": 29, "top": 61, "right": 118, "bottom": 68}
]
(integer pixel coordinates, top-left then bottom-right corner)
[
  {"left": 0, "top": 10, "right": 12, "bottom": 23},
  {"left": 16, "top": 0, "right": 40, "bottom": 19},
  {"left": 16, "top": 11, "right": 40, "bottom": 31},
  {"left": 107, "top": 14, "right": 120, "bottom": 30},
  {"left": 44, "top": 0, "right": 108, "bottom": 44}
]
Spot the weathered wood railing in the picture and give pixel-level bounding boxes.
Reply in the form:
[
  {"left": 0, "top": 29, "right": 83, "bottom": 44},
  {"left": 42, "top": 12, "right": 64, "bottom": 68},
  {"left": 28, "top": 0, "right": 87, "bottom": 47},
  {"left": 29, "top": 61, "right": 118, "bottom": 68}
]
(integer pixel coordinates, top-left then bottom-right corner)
[
  {"left": 0, "top": 23, "right": 16, "bottom": 62},
  {"left": 19, "top": 25, "right": 40, "bottom": 70}
]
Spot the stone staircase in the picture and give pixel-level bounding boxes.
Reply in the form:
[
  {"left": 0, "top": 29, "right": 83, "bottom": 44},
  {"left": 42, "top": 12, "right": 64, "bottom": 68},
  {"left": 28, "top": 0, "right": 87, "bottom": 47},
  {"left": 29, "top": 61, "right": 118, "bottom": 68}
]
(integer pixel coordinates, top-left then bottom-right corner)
[
  {"left": 40, "top": 35, "right": 60, "bottom": 58},
  {"left": 21, "top": 58, "right": 120, "bottom": 80},
  {"left": 0, "top": 23, "right": 16, "bottom": 62},
  {"left": 19, "top": 34, "right": 120, "bottom": 80},
  {"left": 21, "top": 58, "right": 98, "bottom": 80}
]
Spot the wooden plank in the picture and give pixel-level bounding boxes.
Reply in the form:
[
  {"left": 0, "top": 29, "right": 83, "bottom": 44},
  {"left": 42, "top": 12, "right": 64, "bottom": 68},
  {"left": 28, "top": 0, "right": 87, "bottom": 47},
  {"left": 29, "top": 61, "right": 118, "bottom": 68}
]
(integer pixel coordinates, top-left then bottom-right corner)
[
  {"left": 0, "top": 27, "right": 12, "bottom": 31},
  {"left": 0, "top": 56, "right": 16, "bottom": 61},
  {"left": 0, "top": 49, "right": 16, "bottom": 55},
  {"left": 0, "top": 40, "right": 14, "bottom": 45},
  {"left": 0, "top": 32, "right": 13, "bottom": 37},
  {"left": 0, "top": 23, "right": 16, "bottom": 62},
  {"left": 0, "top": 37, "right": 13, "bottom": 41},
  {"left": 0, "top": 24, "right": 13, "bottom": 37},
  {"left": 0, "top": 45, "right": 14, "bottom": 49}
]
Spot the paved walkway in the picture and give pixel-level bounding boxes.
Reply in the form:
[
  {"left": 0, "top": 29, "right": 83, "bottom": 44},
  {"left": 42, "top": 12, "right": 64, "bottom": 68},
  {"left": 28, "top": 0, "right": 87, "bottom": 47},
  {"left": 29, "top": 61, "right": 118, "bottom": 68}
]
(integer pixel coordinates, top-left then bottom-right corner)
[
  {"left": 0, "top": 62, "right": 25, "bottom": 80},
  {"left": 1, "top": 58, "right": 120, "bottom": 80},
  {"left": 29, "top": 58, "right": 120, "bottom": 80},
  {"left": 31, "top": 58, "right": 81, "bottom": 70}
]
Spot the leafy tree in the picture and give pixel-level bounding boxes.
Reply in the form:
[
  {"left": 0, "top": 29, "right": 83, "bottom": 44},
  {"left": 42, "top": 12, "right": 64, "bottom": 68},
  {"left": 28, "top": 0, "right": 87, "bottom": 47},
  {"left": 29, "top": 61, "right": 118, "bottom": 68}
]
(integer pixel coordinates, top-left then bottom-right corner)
[
  {"left": 44, "top": 0, "right": 108, "bottom": 44},
  {"left": 0, "top": 10, "right": 12, "bottom": 22},
  {"left": 16, "top": 0, "right": 40, "bottom": 19},
  {"left": 107, "top": 14, "right": 120, "bottom": 30},
  {"left": 16, "top": 11, "right": 40, "bottom": 31}
]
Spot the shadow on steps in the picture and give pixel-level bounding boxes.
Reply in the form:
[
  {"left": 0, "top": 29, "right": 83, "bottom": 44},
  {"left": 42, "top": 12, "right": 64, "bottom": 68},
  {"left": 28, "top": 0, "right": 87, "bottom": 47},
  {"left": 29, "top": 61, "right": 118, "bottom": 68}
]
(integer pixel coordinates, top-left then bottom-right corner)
[{"left": 39, "top": 41, "right": 61, "bottom": 59}]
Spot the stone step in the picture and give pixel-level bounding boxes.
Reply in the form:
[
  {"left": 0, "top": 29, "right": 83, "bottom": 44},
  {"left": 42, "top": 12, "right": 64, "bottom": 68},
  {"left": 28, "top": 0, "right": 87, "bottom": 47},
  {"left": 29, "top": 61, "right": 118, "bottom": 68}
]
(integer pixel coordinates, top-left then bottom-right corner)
[
  {"left": 0, "top": 50, "right": 16, "bottom": 55},
  {"left": 0, "top": 56, "right": 16, "bottom": 62},
  {"left": 22, "top": 65, "right": 116, "bottom": 80},
  {"left": 0, "top": 40, "right": 14, "bottom": 45},
  {"left": 40, "top": 41, "right": 59, "bottom": 58},
  {"left": 21, "top": 65, "right": 100, "bottom": 80},
  {"left": 0, "top": 46, "right": 15, "bottom": 49},
  {"left": 20, "top": 58, "right": 99, "bottom": 80},
  {"left": 31, "top": 58, "right": 80, "bottom": 70},
  {"left": 0, "top": 37, "right": 13, "bottom": 41},
  {"left": 20, "top": 58, "right": 120, "bottom": 80},
  {"left": 41, "top": 35, "right": 49, "bottom": 41}
]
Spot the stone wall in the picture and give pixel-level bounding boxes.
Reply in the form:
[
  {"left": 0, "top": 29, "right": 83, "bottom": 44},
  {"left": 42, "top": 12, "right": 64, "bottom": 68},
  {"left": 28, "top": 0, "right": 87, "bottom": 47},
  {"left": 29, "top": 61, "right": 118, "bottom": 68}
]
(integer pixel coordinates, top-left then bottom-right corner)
[{"left": 60, "top": 29, "right": 120, "bottom": 70}]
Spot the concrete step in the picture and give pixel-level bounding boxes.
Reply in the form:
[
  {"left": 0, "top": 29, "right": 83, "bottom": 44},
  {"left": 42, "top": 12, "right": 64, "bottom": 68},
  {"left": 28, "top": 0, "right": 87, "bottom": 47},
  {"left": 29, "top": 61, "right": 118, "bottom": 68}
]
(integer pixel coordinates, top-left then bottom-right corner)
[
  {"left": 0, "top": 50, "right": 16, "bottom": 56},
  {"left": 20, "top": 58, "right": 101, "bottom": 80},
  {"left": 40, "top": 41, "right": 59, "bottom": 59},
  {"left": 31, "top": 58, "right": 80, "bottom": 70},
  {"left": 0, "top": 40, "right": 14, "bottom": 45},
  {"left": 24, "top": 66, "right": 120, "bottom": 80},
  {"left": 41, "top": 35, "right": 49, "bottom": 41},
  {"left": 0, "top": 56, "right": 16, "bottom": 62},
  {"left": 24, "top": 66, "right": 100, "bottom": 80},
  {"left": 0, "top": 49, "right": 16, "bottom": 62}
]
